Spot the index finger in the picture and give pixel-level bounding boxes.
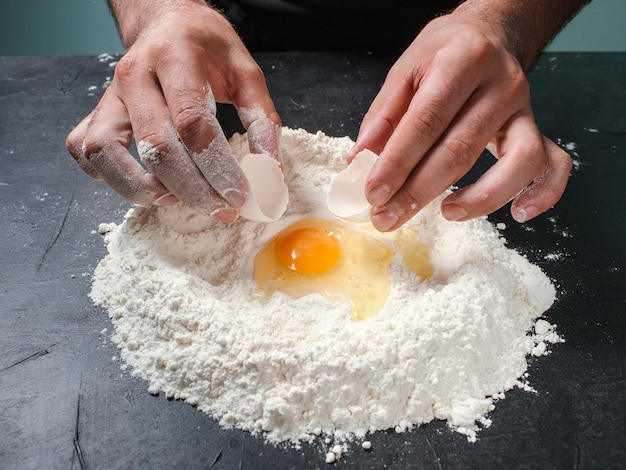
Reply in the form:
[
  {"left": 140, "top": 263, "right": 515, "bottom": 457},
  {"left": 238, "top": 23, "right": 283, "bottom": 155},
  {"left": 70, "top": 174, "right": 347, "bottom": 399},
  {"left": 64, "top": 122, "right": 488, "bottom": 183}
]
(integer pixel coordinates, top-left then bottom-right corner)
[
  {"left": 231, "top": 62, "right": 282, "bottom": 164},
  {"left": 352, "top": 46, "right": 479, "bottom": 158},
  {"left": 360, "top": 54, "right": 480, "bottom": 208},
  {"left": 238, "top": 105, "right": 282, "bottom": 165},
  {"left": 157, "top": 48, "right": 250, "bottom": 208}
]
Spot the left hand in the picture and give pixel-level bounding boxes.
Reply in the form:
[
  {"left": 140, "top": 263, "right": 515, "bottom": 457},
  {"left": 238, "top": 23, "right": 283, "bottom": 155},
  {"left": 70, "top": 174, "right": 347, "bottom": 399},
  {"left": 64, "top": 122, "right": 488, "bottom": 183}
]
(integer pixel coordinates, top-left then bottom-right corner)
[{"left": 351, "top": 9, "right": 572, "bottom": 231}]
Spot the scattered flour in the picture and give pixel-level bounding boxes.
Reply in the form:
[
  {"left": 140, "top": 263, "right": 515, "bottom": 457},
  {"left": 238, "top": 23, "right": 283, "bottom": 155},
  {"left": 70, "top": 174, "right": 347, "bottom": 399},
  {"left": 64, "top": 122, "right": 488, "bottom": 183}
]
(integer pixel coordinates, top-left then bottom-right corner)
[{"left": 90, "top": 127, "right": 562, "bottom": 447}]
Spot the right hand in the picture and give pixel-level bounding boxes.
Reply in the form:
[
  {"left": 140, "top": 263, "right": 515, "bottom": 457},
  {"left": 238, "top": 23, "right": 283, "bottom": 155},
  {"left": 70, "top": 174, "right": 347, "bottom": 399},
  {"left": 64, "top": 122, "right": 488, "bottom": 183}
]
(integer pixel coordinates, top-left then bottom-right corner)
[
  {"left": 350, "top": 7, "right": 572, "bottom": 231},
  {"left": 67, "top": 1, "right": 281, "bottom": 222}
]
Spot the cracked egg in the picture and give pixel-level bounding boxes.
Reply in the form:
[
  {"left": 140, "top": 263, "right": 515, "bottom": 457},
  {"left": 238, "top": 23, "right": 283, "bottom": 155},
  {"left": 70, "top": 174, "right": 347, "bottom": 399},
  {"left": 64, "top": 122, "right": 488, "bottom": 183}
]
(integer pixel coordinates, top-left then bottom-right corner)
[
  {"left": 326, "top": 149, "right": 377, "bottom": 223},
  {"left": 239, "top": 153, "right": 289, "bottom": 222}
]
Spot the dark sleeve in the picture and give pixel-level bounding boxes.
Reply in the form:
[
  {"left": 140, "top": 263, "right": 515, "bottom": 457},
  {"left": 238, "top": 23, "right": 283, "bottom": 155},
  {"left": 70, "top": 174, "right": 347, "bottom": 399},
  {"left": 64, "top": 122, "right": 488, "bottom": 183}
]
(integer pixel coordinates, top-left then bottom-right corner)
[{"left": 214, "top": 0, "right": 459, "bottom": 52}]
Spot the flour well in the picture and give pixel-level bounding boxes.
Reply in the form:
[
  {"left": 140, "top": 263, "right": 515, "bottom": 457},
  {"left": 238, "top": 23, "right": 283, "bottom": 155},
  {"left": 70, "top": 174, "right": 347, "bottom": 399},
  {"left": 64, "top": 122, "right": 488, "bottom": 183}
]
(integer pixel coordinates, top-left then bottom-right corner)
[{"left": 90, "top": 127, "right": 561, "bottom": 445}]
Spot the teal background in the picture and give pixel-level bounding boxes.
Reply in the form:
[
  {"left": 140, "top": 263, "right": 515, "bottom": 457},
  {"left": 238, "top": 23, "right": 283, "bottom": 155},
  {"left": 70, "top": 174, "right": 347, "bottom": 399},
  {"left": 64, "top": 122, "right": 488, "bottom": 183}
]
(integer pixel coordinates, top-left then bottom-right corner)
[{"left": 0, "top": 0, "right": 624, "bottom": 56}]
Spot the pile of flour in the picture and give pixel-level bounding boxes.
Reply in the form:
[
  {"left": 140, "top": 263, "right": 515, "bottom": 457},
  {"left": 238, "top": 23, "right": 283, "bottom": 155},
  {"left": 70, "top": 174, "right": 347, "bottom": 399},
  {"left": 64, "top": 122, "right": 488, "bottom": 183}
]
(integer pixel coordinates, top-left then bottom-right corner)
[{"left": 91, "top": 127, "right": 562, "bottom": 444}]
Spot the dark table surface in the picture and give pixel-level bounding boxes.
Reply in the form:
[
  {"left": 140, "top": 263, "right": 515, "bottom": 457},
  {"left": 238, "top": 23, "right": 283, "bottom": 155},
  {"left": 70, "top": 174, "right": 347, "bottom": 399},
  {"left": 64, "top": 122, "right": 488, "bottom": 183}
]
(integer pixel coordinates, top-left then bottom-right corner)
[{"left": 1, "top": 52, "right": 625, "bottom": 469}]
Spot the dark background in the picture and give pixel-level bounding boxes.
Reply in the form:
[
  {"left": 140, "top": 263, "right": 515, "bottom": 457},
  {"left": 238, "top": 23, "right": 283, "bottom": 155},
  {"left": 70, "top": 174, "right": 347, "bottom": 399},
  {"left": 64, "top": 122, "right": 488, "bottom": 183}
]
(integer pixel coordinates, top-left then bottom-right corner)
[{"left": 1, "top": 52, "right": 625, "bottom": 469}]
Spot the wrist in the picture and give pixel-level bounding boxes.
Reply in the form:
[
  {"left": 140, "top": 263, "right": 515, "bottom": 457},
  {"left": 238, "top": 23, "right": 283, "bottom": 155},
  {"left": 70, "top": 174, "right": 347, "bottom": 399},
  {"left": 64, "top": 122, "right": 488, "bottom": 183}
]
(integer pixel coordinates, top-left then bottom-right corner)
[
  {"left": 108, "top": 0, "right": 210, "bottom": 47},
  {"left": 454, "top": 0, "right": 588, "bottom": 70}
]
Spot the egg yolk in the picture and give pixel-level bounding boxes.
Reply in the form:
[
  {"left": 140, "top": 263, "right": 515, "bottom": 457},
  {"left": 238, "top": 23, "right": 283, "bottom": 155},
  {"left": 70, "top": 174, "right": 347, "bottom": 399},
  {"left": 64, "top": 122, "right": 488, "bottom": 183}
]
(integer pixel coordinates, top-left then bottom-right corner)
[
  {"left": 253, "top": 219, "right": 393, "bottom": 321},
  {"left": 275, "top": 227, "right": 341, "bottom": 275},
  {"left": 252, "top": 219, "right": 434, "bottom": 321}
]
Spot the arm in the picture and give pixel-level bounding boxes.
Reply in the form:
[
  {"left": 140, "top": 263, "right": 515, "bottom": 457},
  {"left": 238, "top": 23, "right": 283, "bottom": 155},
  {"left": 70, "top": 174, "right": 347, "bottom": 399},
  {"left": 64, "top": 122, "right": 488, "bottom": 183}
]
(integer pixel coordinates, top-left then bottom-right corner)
[
  {"left": 67, "top": 0, "right": 281, "bottom": 222},
  {"left": 456, "top": 0, "right": 591, "bottom": 70},
  {"left": 353, "top": 0, "right": 588, "bottom": 231}
]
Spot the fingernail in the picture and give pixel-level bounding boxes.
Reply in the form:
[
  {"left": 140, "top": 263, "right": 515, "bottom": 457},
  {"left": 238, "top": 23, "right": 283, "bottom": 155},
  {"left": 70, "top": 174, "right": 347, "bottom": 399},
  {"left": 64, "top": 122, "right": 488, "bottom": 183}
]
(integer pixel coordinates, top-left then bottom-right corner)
[
  {"left": 368, "top": 184, "right": 391, "bottom": 207},
  {"left": 154, "top": 193, "right": 179, "bottom": 206},
  {"left": 512, "top": 205, "right": 537, "bottom": 223},
  {"left": 223, "top": 189, "right": 248, "bottom": 208},
  {"left": 442, "top": 203, "right": 468, "bottom": 221},
  {"left": 372, "top": 210, "right": 399, "bottom": 232},
  {"left": 210, "top": 207, "right": 239, "bottom": 224}
]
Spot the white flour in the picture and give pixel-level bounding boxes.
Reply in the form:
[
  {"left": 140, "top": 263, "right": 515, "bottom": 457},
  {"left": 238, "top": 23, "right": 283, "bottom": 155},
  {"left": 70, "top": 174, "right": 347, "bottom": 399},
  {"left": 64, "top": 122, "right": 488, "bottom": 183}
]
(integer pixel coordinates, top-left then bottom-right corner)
[{"left": 90, "top": 127, "right": 562, "bottom": 446}]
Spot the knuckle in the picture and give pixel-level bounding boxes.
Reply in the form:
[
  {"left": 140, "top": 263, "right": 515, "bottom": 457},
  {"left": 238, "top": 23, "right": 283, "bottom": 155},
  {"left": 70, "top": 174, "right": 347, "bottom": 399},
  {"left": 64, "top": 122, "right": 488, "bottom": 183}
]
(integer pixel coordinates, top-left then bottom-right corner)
[
  {"left": 505, "top": 69, "right": 530, "bottom": 101},
  {"left": 511, "top": 68, "right": 529, "bottom": 91},
  {"left": 82, "top": 125, "right": 123, "bottom": 160},
  {"left": 441, "top": 136, "right": 478, "bottom": 173},
  {"left": 519, "top": 139, "right": 547, "bottom": 171},
  {"left": 172, "top": 107, "right": 211, "bottom": 145},
  {"left": 239, "top": 61, "right": 265, "bottom": 81},
  {"left": 408, "top": 105, "right": 447, "bottom": 142},
  {"left": 66, "top": 115, "right": 92, "bottom": 155},
  {"left": 369, "top": 108, "right": 392, "bottom": 129},
  {"left": 544, "top": 155, "right": 572, "bottom": 202},
  {"left": 113, "top": 52, "right": 143, "bottom": 85},
  {"left": 66, "top": 117, "right": 105, "bottom": 179},
  {"left": 401, "top": 189, "right": 428, "bottom": 214},
  {"left": 231, "top": 58, "right": 267, "bottom": 89},
  {"left": 66, "top": 128, "right": 84, "bottom": 156},
  {"left": 457, "top": 34, "right": 497, "bottom": 66},
  {"left": 137, "top": 133, "right": 172, "bottom": 166},
  {"left": 379, "top": 150, "right": 417, "bottom": 188},
  {"left": 555, "top": 148, "right": 574, "bottom": 173},
  {"left": 67, "top": 134, "right": 100, "bottom": 179},
  {"left": 81, "top": 135, "right": 106, "bottom": 160},
  {"left": 390, "top": 179, "right": 433, "bottom": 217}
]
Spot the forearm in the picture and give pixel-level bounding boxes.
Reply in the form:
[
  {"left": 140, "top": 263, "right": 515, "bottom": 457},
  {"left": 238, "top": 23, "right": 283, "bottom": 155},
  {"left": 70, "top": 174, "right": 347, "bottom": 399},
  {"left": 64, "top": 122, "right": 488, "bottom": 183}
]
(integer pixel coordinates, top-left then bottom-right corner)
[
  {"left": 456, "top": 0, "right": 590, "bottom": 70},
  {"left": 107, "top": 0, "right": 209, "bottom": 47}
]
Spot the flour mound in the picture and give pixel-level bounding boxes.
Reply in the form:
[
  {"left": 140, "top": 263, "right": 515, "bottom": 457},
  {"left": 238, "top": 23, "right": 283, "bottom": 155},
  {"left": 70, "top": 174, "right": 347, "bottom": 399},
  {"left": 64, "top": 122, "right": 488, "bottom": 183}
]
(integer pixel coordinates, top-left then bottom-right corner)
[{"left": 91, "top": 127, "right": 561, "bottom": 444}]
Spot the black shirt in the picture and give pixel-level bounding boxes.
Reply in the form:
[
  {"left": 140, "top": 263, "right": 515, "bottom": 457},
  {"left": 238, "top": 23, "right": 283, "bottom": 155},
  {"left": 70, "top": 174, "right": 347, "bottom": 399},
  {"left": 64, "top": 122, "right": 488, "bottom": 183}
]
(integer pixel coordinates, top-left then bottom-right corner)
[{"left": 211, "top": 0, "right": 460, "bottom": 52}]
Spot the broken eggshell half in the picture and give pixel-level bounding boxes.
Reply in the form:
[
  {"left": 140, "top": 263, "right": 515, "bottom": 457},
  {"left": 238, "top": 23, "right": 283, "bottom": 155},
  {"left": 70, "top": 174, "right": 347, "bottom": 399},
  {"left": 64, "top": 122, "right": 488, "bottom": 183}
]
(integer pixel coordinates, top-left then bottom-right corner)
[
  {"left": 327, "top": 149, "right": 378, "bottom": 223},
  {"left": 239, "top": 153, "right": 289, "bottom": 222}
]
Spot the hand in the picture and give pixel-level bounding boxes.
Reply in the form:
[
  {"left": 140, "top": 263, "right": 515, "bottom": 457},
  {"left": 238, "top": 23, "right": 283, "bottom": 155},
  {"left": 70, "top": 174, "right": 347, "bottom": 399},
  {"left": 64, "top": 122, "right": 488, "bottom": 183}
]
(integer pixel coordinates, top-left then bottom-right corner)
[
  {"left": 351, "top": 8, "right": 572, "bottom": 231},
  {"left": 66, "top": 1, "right": 281, "bottom": 222}
]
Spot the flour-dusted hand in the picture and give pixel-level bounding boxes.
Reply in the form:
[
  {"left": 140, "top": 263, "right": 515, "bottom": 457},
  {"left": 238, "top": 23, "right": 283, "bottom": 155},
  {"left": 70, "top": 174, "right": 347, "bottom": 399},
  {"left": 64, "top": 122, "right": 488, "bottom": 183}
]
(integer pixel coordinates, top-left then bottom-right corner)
[
  {"left": 66, "top": 0, "right": 281, "bottom": 222},
  {"left": 351, "top": 0, "right": 584, "bottom": 231}
]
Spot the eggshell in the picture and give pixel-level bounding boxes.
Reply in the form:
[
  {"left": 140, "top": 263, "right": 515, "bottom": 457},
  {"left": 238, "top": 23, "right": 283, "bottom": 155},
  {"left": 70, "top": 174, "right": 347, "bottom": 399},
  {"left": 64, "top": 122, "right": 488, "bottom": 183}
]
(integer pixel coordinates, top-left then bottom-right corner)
[
  {"left": 327, "top": 149, "right": 377, "bottom": 222},
  {"left": 239, "top": 153, "right": 289, "bottom": 222}
]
